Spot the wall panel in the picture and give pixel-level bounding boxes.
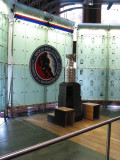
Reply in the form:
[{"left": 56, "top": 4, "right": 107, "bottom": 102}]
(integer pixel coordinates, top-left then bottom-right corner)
[
  {"left": 0, "top": 10, "right": 8, "bottom": 112},
  {"left": 77, "top": 28, "right": 108, "bottom": 101},
  {"left": 13, "top": 19, "right": 46, "bottom": 107},
  {"left": 12, "top": 12, "right": 73, "bottom": 107},
  {"left": 77, "top": 26, "right": 120, "bottom": 101},
  {"left": 108, "top": 30, "right": 120, "bottom": 101}
]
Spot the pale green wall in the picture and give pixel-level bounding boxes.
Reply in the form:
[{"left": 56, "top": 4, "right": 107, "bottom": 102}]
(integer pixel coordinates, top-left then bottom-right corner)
[
  {"left": 0, "top": 1, "right": 9, "bottom": 112},
  {"left": 77, "top": 25, "right": 120, "bottom": 101},
  {"left": 12, "top": 11, "right": 73, "bottom": 107},
  {"left": 2, "top": 1, "right": 120, "bottom": 111}
]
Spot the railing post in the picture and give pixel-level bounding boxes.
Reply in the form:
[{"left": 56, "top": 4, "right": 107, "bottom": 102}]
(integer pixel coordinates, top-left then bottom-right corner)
[{"left": 106, "top": 122, "right": 111, "bottom": 160}]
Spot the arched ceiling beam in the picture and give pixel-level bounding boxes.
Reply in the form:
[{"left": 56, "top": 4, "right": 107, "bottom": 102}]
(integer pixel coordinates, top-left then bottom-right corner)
[
  {"left": 102, "top": 0, "right": 120, "bottom": 2},
  {"left": 60, "top": 2, "right": 76, "bottom": 8},
  {"left": 49, "top": 3, "right": 76, "bottom": 13},
  {"left": 60, "top": 0, "right": 120, "bottom": 2},
  {"left": 19, "top": 0, "right": 28, "bottom": 3},
  {"left": 30, "top": 0, "right": 43, "bottom": 7},
  {"left": 41, "top": 0, "right": 60, "bottom": 10},
  {"left": 59, "top": 6, "right": 83, "bottom": 14}
]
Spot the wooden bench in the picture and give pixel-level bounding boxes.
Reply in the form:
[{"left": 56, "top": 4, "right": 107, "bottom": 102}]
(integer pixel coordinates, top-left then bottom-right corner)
[{"left": 82, "top": 102, "right": 100, "bottom": 120}]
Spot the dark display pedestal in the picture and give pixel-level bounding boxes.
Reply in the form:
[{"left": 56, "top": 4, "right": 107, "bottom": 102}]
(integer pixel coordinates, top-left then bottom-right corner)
[{"left": 58, "top": 82, "right": 83, "bottom": 121}]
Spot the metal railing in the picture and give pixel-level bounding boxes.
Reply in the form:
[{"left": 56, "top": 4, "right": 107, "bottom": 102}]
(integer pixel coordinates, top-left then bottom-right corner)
[{"left": 0, "top": 116, "right": 120, "bottom": 160}]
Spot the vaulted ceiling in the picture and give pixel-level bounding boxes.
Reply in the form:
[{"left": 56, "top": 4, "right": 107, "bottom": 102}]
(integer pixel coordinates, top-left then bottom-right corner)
[
  {"left": 17, "top": 0, "right": 120, "bottom": 15},
  {"left": 17, "top": 0, "right": 62, "bottom": 14}
]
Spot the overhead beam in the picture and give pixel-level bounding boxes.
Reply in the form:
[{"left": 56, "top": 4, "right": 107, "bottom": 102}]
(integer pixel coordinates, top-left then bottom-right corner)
[
  {"left": 18, "top": 0, "right": 120, "bottom": 4},
  {"left": 101, "top": 0, "right": 119, "bottom": 1},
  {"left": 60, "top": 0, "right": 120, "bottom": 2},
  {"left": 30, "top": 0, "right": 41, "bottom": 7},
  {"left": 19, "top": 0, "right": 27, "bottom": 3},
  {"left": 60, "top": 2, "right": 76, "bottom": 8},
  {"left": 59, "top": 6, "right": 83, "bottom": 14},
  {"left": 41, "top": 0, "right": 60, "bottom": 10},
  {"left": 49, "top": 3, "right": 76, "bottom": 14}
]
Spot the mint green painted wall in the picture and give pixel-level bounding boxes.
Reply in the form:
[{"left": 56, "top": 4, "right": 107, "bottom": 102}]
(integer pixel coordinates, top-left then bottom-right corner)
[
  {"left": 12, "top": 18, "right": 73, "bottom": 107},
  {"left": 0, "top": 11, "right": 8, "bottom": 112},
  {"left": 107, "top": 30, "right": 120, "bottom": 101},
  {"left": 77, "top": 27, "right": 120, "bottom": 101}
]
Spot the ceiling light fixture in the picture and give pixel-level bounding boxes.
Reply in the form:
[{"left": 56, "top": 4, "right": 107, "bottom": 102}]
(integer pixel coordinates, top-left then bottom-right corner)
[{"left": 83, "top": 0, "right": 93, "bottom": 6}]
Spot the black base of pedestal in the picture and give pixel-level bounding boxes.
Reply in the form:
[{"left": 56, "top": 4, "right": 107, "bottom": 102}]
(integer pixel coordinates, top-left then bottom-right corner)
[
  {"left": 75, "top": 116, "right": 83, "bottom": 122},
  {"left": 58, "top": 82, "right": 83, "bottom": 121}
]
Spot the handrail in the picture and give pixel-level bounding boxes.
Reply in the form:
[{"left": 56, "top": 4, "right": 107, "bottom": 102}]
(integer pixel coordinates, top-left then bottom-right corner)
[{"left": 0, "top": 116, "right": 120, "bottom": 160}]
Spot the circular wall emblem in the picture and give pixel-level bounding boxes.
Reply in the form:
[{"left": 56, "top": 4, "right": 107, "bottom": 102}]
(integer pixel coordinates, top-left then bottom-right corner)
[{"left": 30, "top": 45, "right": 62, "bottom": 86}]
